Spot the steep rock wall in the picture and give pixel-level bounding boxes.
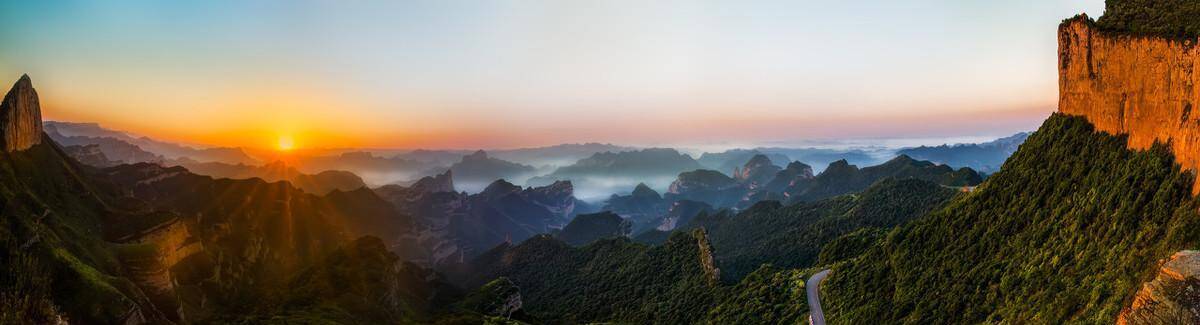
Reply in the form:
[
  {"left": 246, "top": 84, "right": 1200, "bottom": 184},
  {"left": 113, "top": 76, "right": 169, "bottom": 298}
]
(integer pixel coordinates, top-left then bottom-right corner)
[
  {"left": 693, "top": 228, "right": 721, "bottom": 286},
  {"left": 1060, "top": 15, "right": 1200, "bottom": 324},
  {"left": 1058, "top": 15, "right": 1200, "bottom": 189},
  {"left": 0, "top": 75, "right": 43, "bottom": 151}
]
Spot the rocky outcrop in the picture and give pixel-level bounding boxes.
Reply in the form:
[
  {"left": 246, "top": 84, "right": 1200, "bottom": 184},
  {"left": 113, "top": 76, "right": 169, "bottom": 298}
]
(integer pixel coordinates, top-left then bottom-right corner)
[
  {"left": 656, "top": 200, "right": 712, "bottom": 231},
  {"left": 763, "top": 161, "right": 814, "bottom": 193},
  {"left": 668, "top": 170, "right": 738, "bottom": 195},
  {"left": 522, "top": 180, "right": 580, "bottom": 218},
  {"left": 411, "top": 170, "right": 455, "bottom": 193},
  {"left": 478, "top": 179, "right": 523, "bottom": 199},
  {"left": 0, "top": 75, "right": 43, "bottom": 152},
  {"left": 693, "top": 228, "right": 720, "bottom": 286},
  {"left": 1118, "top": 250, "right": 1200, "bottom": 325},
  {"left": 601, "top": 183, "right": 670, "bottom": 233},
  {"left": 1059, "top": 15, "right": 1200, "bottom": 190},
  {"left": 733, "top": 154, "right": 782, "bottom": 187}
]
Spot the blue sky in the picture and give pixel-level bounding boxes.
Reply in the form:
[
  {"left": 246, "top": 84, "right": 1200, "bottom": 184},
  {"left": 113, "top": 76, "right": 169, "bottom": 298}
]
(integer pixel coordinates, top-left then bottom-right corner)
[{"left": 0, "top": 0, "right": 1105, "bottom": 149}]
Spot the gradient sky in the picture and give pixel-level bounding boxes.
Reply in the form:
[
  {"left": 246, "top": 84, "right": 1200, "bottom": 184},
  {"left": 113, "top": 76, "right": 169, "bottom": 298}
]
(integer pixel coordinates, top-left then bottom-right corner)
[{"left": 0, "top": 0, "right": 1105, "bottom": 150}]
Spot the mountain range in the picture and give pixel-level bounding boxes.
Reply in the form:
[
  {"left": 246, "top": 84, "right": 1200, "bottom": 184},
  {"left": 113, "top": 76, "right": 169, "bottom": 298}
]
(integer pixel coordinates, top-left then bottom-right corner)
[
  {"left": 15, "top": 1, "right": 1195, "bottom": 322},
  {"left": 897, "top": 132, "right": 1030, "bottom": 174}
]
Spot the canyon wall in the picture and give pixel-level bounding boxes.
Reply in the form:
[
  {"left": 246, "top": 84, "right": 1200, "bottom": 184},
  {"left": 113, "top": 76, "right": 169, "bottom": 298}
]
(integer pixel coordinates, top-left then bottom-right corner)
[{"left": 1058, "top": 15, "right": 1200, "bottom": 187}]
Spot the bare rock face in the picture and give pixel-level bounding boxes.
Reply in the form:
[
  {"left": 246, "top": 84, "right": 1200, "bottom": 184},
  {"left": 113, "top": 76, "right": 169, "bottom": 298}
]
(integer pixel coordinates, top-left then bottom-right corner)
[
  {"left": 1058, "top": 16, "right": 1200, "bottom": 190},
  {"left": 0, "top": 75, "right": 43, "bottom": 151},
  {"left": 693, "top": 228, "right": 720, "bottom": 286},
  {"left": 734, "top": 154, "right": 782, "bottom": 187},
  {"left": 1118, "top": 250, "right": 1200, "bottom": 325}
]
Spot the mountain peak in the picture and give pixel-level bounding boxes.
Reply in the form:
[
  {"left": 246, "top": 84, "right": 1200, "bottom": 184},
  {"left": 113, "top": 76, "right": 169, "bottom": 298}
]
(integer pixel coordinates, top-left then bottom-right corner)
[
  {"left": 0, "top": 74, "right": 43, "bottom": 151},
  {"left": 466, "top": 150, "right": 489, "bottom": 160},
  {"left": 744, "top": 154, "right": 774, "bottom": 168},
  {"left": 411, "top": 170, "right": 455, "bottom": 193},
  {"left": 480, "top": 179, "right": 520, "bottom": 197},
  {"left": 736, "top": 154, "right": 782, "bottom": 184},
  {"left": 631, "top": 183, "right": 660, "bottom": 198},
  {"left": 784, "top": 161, "right": 812, "bottom": 171}
]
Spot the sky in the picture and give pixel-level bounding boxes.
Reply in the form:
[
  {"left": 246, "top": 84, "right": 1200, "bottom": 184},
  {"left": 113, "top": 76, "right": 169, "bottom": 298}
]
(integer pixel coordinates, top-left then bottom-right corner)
[{"left": 0, "top": 0, "right": 1105, "bottom": 150}]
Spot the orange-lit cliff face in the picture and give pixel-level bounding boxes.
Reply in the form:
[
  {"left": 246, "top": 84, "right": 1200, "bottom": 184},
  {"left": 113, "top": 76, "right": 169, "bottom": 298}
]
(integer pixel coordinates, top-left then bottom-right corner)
[{"left": 1058, "top": 15, "right": 1200, "bottom": 190}]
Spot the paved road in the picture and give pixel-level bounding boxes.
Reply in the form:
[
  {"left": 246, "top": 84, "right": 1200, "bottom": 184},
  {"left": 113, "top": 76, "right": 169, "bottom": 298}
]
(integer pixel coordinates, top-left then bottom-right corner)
[{"left": 807, "top": 269, "right": 832, "bottom": 325}]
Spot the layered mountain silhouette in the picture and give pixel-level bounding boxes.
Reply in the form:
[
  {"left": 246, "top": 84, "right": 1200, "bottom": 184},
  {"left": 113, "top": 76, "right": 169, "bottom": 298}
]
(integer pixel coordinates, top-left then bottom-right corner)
[
  {"left": 446, "top": 150, "right": 537, "bottom": 192},
  {"left": 46, "top": 121, "right": 258, "bottom": 165},
  {"left": 898, "top": 132, "right": 1029, "bottom": 173},
  {"left": 604, "top": 153, "right": 978, "bottom": 236},
  {"left": 753, "top": 147, "right": 883, "bottom": 173},
  {"left": 485, "top": 143, "right": 634, "bottom": 167},
  {"left": 781, "top": 154, "right": 981, "bottom": 202},
  {"left": 11, "top": 1, "right": 1200, "bottom": 324},
  {"left": 0, "top": 76, "right": 474, "bottom": 323},
  {"left": 528, "top": 148, "right": 705, "bottom": 201},
  {"left": 601, "top": 183, "right": 671, "bottom": 232},
  {"left": 289, "top": 151, "right": 435, "bottom": 186},
  {"left": 537, "top": 148, "right": 704, "bottom": 180},
  {"left": 375, "top": 171, "right": 597, "bottom": 267},
  {"left": 168, "top": 159, "right": 367, "bottom": 195},
  {"left": 697, "top": 149, "right": 790, "bottom": 177}
]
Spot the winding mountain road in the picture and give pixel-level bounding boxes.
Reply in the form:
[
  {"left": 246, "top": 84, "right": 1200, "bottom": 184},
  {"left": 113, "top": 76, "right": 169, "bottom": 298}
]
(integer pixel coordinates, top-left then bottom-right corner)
[{"left": 807, "top": 269, "right": 831, "bottom": 325}]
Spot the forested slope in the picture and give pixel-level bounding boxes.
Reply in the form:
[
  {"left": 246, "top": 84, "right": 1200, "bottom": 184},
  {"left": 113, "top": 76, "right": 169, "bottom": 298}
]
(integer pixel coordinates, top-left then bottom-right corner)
[{"left": 823, "top": 114, "right": 1200, "bottom": 323}]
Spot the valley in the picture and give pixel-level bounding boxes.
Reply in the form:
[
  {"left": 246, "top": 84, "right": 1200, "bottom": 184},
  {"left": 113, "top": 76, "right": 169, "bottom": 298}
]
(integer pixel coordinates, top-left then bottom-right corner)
[{"left": 10, "top": 0, "right": 1200, "bottom": 324}]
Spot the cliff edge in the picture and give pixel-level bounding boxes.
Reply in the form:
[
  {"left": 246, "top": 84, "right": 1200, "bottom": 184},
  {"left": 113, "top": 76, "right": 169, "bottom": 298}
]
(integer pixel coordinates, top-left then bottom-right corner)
[
  {"left": 0, "top": 75, "right": 43, "bottom": 151},
  {"left": 1058, "top": 15, "right": 1200, "bottom": 189}
]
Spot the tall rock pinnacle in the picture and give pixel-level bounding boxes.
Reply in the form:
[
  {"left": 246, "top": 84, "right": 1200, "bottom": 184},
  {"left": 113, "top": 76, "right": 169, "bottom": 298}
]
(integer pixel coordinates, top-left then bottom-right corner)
[{"left": 0, "top": 74, "right": 43, "bottom": 152}]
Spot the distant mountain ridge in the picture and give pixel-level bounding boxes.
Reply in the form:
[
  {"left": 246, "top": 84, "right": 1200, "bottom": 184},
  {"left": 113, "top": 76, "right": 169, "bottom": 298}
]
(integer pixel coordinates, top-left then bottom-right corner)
[
  {"left": 528, "top": 148, "right": 704, "bottom": 201},
  {"left": 783, "top": 154, "right": 981, "bottom": 203},
  {"left": 375, "top": 172, "right": 597, "bottom": 267},
  {"left": 0, "top": 75, "right": 468, "bottom": 323},
  {"left": 697, "top": 149, "right": 790, "bottom": 176},
  {"left": 603, "top": 152, "right": 978, "bottom": 236},
  {"left": 171, "top": 160, "right": 368, "bottom": 195},
  {"left": 446, "top": 150, "right": 537, "bottom": 192},
  {"left": 898, "top": 132, "right": 1030, "bottom": 173},
  {"left": 45, "top": 121, "right": 258, "bottom": 165}
]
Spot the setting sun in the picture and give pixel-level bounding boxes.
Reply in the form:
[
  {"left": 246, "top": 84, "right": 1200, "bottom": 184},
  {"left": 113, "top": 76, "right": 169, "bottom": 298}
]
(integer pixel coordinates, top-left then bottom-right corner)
[{"left": 277, "top": 135, "right": 295, "bottom": 151}]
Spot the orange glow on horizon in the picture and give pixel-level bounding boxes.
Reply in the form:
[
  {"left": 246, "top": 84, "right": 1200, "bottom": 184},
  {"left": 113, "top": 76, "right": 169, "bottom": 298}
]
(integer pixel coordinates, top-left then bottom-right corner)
[{"left": 277, "top": 135, "right": 295, "bottom": 151}]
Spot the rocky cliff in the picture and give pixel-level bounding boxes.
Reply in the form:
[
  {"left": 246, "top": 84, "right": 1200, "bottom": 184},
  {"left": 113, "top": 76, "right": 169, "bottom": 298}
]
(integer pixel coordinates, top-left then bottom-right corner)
[
  {"left": 1058, "top": 15, "right": 1200, "bottom": 190},
  {"left": 693, "top": 228, "right": 721, "bottom": 286},
  {"left": 1118, "top": 250, "right": 1200, "bottom": 325},
  {"left": 0, "top": 75, "right": 43, "bottom": 151}
]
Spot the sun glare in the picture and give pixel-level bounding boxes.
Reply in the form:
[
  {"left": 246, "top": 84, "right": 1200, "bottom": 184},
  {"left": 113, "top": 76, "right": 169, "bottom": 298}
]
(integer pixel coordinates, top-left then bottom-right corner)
[{"left": 277, "top": 135, "right": 295, "bottom": 151}]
